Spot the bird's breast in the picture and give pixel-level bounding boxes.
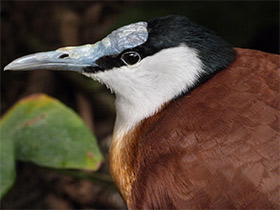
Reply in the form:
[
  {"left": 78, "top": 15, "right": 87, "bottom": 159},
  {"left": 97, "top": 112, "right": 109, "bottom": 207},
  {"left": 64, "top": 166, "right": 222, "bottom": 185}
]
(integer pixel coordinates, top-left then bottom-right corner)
[{"left": 109, "top": 131, "right": 140, "bottom": 205}]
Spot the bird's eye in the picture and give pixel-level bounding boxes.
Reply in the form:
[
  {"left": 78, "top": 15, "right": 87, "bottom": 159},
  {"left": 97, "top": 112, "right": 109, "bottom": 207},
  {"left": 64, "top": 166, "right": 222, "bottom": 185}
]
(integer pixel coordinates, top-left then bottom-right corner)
[{"left": 121, "top": 51, "right": 141, "bottom": 66}]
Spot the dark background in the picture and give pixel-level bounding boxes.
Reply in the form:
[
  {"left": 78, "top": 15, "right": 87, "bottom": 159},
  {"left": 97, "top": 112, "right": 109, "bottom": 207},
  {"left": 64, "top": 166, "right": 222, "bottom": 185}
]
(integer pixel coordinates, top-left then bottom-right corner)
[{"left": 1, "top": 1, "right": 279, "bottom": 209}]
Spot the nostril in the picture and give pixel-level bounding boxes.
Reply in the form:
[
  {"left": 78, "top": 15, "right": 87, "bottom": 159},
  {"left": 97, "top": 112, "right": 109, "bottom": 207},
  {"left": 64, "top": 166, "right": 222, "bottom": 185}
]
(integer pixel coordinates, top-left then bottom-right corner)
[{"left": 58, "top": 53, "right": 69, "bottom": 59}]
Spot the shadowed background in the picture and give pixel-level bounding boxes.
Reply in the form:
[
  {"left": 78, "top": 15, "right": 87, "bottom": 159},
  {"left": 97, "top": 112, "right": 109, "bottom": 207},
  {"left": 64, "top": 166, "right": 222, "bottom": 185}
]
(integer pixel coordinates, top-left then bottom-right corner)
[{"left": 1, "top": 1, "right": 279, "bottom": 209}]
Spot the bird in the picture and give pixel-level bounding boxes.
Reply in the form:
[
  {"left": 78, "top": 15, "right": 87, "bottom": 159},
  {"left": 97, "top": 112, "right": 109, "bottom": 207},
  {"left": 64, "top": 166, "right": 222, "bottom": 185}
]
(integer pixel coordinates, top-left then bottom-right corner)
[{"left": 4, "top": 15, "right": 280, "bottom": 209}]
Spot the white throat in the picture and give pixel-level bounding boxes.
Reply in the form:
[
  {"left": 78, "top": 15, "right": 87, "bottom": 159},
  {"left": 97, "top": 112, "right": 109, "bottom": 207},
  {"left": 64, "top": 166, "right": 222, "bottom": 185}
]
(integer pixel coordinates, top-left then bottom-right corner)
[{"left": 84, "top": 45, "right": 204, "bottom": 137}]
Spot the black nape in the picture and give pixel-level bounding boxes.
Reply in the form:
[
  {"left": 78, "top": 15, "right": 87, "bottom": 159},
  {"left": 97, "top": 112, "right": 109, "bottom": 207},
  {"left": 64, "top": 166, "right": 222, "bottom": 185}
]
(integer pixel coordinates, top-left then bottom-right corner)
[
  {"left": 145, "top": 16, "right": 236, "bottom": 100},
  {"left": 143, "top": 15, "right": 236, "bottom": 74}
]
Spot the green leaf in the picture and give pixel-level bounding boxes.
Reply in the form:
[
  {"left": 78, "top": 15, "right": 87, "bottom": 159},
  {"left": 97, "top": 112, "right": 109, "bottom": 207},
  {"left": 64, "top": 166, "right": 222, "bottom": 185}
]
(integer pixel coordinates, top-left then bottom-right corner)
[
  {"left": 0, "top": 123, "right": 16, "bottom": 198},
  {"left": 0, "top": 94, "right": 103, "bottom": 198}
]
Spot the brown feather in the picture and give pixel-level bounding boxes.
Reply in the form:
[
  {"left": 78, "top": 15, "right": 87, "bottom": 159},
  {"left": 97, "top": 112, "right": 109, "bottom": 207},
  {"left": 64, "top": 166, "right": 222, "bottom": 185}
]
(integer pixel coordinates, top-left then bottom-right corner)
[{"left": 110, "top": 48, "right": 280, "bottom": 209}]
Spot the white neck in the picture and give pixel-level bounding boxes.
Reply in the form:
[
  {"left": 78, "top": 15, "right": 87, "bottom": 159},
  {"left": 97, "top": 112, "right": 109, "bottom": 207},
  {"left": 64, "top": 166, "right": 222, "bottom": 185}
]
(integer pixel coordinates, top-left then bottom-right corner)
[{"left": 84, "top": 45, "right": 204, "bottom": 137}]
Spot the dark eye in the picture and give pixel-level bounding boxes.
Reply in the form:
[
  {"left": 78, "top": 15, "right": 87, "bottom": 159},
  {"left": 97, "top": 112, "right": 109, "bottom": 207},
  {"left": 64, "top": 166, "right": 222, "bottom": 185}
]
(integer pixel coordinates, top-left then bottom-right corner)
[{"left": 121, "top": 51, "right": 141, "bottom": 66}]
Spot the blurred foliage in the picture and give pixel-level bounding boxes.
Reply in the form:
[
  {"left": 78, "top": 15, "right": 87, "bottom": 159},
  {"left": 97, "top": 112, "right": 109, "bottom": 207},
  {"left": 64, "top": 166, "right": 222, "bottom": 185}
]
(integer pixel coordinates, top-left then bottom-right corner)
[{"left": 0, "top": 94, "right": 103, "bottom": 199}]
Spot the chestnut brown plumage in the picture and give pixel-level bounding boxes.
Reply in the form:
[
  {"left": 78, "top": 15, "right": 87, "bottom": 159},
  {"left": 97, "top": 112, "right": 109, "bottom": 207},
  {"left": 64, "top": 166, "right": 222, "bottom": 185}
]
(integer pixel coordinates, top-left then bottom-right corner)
[{"left": 110, "top": 48, "right": 280, "bottom": 209}]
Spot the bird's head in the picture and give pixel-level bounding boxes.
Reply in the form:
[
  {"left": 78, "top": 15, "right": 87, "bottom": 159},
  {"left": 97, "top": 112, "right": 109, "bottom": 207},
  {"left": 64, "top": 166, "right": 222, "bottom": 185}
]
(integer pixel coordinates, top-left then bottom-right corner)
[{"left": 4, "top": 15, "right": 235, "bottom": 135}]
